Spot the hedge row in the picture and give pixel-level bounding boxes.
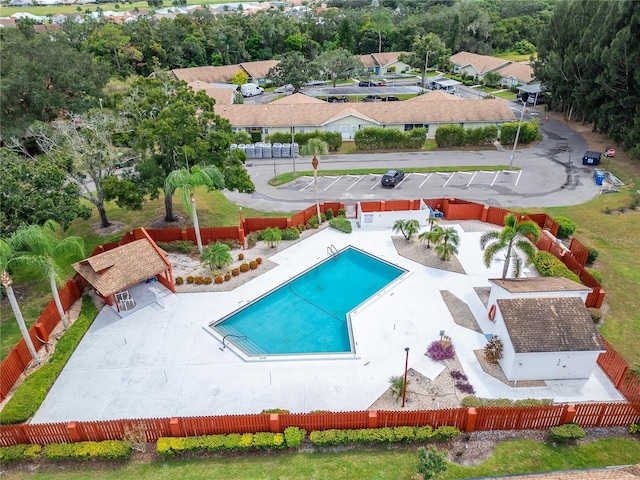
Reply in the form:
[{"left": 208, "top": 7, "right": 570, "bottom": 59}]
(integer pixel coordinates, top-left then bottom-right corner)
[
  {"left": 461, "top": 396, "right": 553, "bottom": 407},
  {"left": 309, "top": 425, "right": 460, "bottom": 447},
  {"left": 0, "top": 441, "right": 131, "bottom": 464},
  {"left": 434, "top": 124, "right": 498, "bottom": 147},
  {"left": 499, "top": 119, "right": 540, "bottom": 145},
  {"left": 156, "top": 427, "right": 305, "bottom": 457},
  {"left": 329, "top": 217, "right": 352, "bottom": 233},
  {"left": 354, "top": 127, "right": 426, "bottom": 149},
  {"left": 0, "top": 295, "right": 99, "bottom": 425},
  {"left": 533, "top": 251, "right": 581, "bottom": 283},
  {"left": 266, "top": 131, "right": 342, "bottom": 151}
]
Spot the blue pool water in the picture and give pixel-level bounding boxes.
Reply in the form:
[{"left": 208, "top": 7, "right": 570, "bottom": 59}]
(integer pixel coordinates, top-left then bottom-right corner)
[{"left": 211, "top": 247, "right": 405, "bottom": 356}]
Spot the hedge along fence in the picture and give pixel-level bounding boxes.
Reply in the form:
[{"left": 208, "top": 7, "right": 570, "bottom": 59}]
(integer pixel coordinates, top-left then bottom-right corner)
[
  {"left": 1, "top": 404, "right": 639, "bottom": 447},
  {"left": 354, "top": 127, "right": 427, "bottom": 149},
  {"left": 0, "top": 275, "right": 86, "bottom": 402}
]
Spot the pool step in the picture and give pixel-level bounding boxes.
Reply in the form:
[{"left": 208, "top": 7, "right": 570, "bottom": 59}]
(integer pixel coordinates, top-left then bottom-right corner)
[{"left": 214, "top": 324, "right": 267, "bottom": 355}]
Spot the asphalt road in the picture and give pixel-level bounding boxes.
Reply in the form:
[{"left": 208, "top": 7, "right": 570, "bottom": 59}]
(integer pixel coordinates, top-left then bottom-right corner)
[{"left": 224, "top": 107, "right": 600, "bottom": 212}]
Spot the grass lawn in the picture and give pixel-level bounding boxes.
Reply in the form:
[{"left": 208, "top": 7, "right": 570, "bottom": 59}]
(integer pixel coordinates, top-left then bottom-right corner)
[
  {"left": 0, "top": 190, "right": 289, "bottom": 361},
  {"left": 0, "top": 0, "right": 222, "bottom": 15},
  {"left": 539, "top": 160, "right": 640, "bottom": 366},
  {"left": 1, "top": 438, "right": 639, "bottom": 479}
]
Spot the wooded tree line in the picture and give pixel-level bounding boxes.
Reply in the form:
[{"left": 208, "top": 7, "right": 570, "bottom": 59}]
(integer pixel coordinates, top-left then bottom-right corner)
[{"left": 534, "top": 0, "right": 640, "bottom": 157}]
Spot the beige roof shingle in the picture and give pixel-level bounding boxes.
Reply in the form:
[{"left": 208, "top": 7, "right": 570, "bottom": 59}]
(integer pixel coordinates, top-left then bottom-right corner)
[
  {"left": 73, "top": 239, "right": 170, "bottom": 297},
  {"left": 215, "top": 97, "right": 515, "bottom": 128},
  {"left": 172, "top": 65, "right": 243, "bottom": 84},
  {"left": 451, "top": 51, "right": 511, "bottom": 74},
  {"left": 187, "top": 81, "right": 235, "bottom": 105},
  {"left": 490, "top": 277, "right": 590, "bottom": 294},
  {"left": 239, "top": 60, "right": 279, "bottom": 80},
  {"left": 497, "top": 297, "right": 606, "bottom": 353},
  {"left": 496, "top": 61, "right": 535, "bottom": 83}
]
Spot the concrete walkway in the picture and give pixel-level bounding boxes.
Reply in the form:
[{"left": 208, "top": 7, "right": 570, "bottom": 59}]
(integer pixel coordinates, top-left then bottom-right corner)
[{"left": 32, "top": 226, "right": 622, "bottom": 424}]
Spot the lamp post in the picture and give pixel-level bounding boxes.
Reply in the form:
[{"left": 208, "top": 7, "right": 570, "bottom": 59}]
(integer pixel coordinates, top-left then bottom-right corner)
[
  {"left": 290, "top": 104, "right": 296, "bottom": 173},
  {"left": 509, "top": 100, "right": 527, "bottom": 167},
  {"left": 422, "top": 50, "right": 434, "bottom": 89},
  {"left": 312, "top": 156, "right": 321, "bottom": 224},
  {"left": 401, "top": 347, "right": 410, "bottom": 408}
]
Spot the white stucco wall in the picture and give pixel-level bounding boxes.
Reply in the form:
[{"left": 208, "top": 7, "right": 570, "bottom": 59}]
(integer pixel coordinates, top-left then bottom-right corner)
[
  {"left": 502, "top": 351, "right": 603, "bottom": 382},
  {"left": 357, "top": 202, "right": 433, "bottom": 230},
  {"left": 487, "top": 283, "right": 590, "bottom": 308}
]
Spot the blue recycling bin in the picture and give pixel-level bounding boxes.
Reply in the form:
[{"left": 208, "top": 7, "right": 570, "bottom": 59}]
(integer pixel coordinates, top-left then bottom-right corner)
[{"left": 595, "top": 173, "right": 605, "bottom": 185}]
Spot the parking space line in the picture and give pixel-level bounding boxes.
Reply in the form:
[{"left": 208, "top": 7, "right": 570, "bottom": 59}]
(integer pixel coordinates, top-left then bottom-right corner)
[
  {"left": 442, "top": 172, "right": 456, "bottom": 188},
  {"left": 395, "top": 173, "right": 410, "bottom": 187},
  {"left": 370, "top": 174, "right": 382, "bottom": 189},
  {"left": 490, "top": 171, "right": 501, "bottom": 186},
  {"left": 466, "top": 171, "right": 479, "bottom": 187},
  {"left": 347, "top": 175, "right": 365, "bottom": 191},
  {"left": 300, "top": 176, "right": 315, "bottom": 191},
  {"left": 323, "top": 176, "right": 343, "bottom": 192},
  {"left": 419, "top": 173, "right": 433, "bottom": 188},
  {"left": 515, "top": 170, "right": 523, "bottom": 186}
]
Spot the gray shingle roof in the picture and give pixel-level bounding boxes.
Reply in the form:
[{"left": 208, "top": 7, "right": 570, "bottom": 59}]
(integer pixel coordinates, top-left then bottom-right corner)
[
  {"left": 497, "top": 297, "right": 605, "bottom": 353},
  {"left": 490, "top": 277, "right": 590, "bottom": 293}
]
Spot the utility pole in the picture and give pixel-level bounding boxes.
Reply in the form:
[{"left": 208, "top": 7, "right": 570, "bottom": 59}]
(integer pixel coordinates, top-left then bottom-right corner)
[
  {"left": 509, "top": 100, "right": 527, "bottom": 168},
  {"left": 422, "top": 50, "right": 434, "bottom": 90}
]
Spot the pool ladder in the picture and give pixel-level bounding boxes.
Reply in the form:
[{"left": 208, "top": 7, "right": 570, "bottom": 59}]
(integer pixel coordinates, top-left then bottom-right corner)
[{"left": 327, "top": 244, "right": 338, "bottom": 257}]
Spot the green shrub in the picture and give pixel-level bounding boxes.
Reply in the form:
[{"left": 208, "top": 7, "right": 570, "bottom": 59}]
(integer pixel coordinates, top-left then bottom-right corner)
[
  {"left": 433, "top": 426, "right": 460, "bottom": 441},
  {"left": 329, "top": 217, "right": 352, "bottom": 233},
  {"left": 284, "top": 427, "right": 306, "bottom": 448},
  {"left": 414, "top": 426, "right": 435, "bottom": 442},
  {"left": 0, "top": 296, "right": 98, "bottom": 425},
  {"left": 629, "top": 423, "right": 640, "bottom": 434},
  {"left": 253, "top": 432, "right": 285, "bottom": 450},
  {"left": 246, "top": 231, "right": 259, "bottom": 248},
  {"left": 435, "top": 124, "right": 466, "bottom": 147},
  {"left": 416, "top": 445, "right": 448, "bottom": 479},
  {"left": 325, "top": 208, "right": 334, "bottom": 220},
  {"left": 0, "top": 444, "right": 42, "bottom": 464},
  {"left": 281, "top": 227, "right": 300, "bottom": 241},
  {"left": 309, "top": 429, "right": 347, "bottom": 447},
  {"left": 307, "top": 213, "right": 326, "bottom": 227},
  {"left": 499, "top": 119, "right": 540, "bottom": 145},
  {"left": 337, "top": 208, "right": 346, "bottom": 217},
  {"left": 155, "top": 240, "right": 195, "bottom": 254},
  {"left": 533, "top": 251, "right": 581, "bottom": 283},
  {"left": 393, "top": 426, "right": 416, "bottom": 443},
  {"left": 42, "top": 440, "right": 131, "bottom": 461},
  {"left": 587, "top": 307, "right": 603, "bottom": 323},
  {"left": 587, "top": 248, "right": 599, "bottom": 264},
  {"left": 549, "top": 423, "right": 585, "bottom": 444},
  {"left": 586, "top": 268, "right": 603, "bottom": 284},
  {"left": 461, "top": 396, "right": 553, "bottom": 407},
  {"left": 554, "top": 216, "right": 577, "bottom": 238}
]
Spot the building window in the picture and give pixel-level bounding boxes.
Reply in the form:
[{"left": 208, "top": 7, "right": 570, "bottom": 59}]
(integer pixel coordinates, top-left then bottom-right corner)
[{"left": 404, "top": 124, "right": 425, "bottom": 131}]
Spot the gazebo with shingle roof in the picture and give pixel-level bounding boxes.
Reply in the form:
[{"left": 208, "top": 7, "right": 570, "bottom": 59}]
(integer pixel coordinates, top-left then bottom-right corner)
[{"left": 72, "top": 228, "right": 174, "bottom": 311}]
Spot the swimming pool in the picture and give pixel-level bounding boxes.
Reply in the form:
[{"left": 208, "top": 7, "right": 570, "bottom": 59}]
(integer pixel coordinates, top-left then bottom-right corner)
[{"left": 209, "top": 246, "right": 405, "bottom": 358}]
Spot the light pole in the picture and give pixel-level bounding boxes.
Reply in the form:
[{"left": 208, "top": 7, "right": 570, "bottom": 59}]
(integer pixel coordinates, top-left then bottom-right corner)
[
  {"left": 290, "top": 104, "right": 296, "bottom": 173},
  {"left": 422, "top": 50, "right": 434, "bottom": 89},
  {"left": 401, "top": 347, "right": 410, "bottom": 408},
  {"left": 312, "top": 156, "right": 321, "bottom": 224},
  {"left": 509, "top": 100, "right": 527, "bottom": 168}
]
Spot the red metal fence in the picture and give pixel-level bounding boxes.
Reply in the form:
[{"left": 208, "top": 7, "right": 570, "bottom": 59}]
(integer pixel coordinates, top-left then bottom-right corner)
[{"left": 1, "top": 403, "right": 638, "bottom": 447}]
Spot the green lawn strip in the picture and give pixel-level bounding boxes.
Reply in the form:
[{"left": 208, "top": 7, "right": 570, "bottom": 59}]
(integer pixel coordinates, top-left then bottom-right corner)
[
  {"left": 0, "top": 0, "right": 223, "bottom": 15},
  {"left": 0, "top": 191, "right": 290, "bottom": 364},
  {"left": 494, "top": 91, "right": 517, "bottom": 100},
  {"left": 2, "top": 438, "right": 639, "bottom": 479},
  {"left": 443, "top": 438, "right": 640, "bottom": 479},
  {"left": 269, "top": 165, "right": 516, "bottom": 186}
]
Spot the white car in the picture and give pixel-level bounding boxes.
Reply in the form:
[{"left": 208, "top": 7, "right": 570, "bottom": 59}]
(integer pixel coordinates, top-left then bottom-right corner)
[{"left": 274, "top": 84, "right": 294, "bottom": 93}]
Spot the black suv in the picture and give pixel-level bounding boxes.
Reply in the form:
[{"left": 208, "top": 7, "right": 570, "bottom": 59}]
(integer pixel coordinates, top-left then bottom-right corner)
[
  {"left": 359, "top": 80, "right": 375, "bottom": 87},
  {"left": 381, "top": 169, "right": 405, "bottom": 187}
]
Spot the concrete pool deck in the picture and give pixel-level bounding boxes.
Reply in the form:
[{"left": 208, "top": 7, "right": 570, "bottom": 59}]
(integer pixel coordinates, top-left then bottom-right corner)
[{"left": 31, "top": 227, "right": 623, "bottom": 423}]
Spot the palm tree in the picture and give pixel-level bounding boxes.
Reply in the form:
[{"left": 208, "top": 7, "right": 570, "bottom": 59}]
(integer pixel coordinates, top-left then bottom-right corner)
[
  {"left": 392, "top": 219, "right": 420, "bottom": 241},
  {"left": 432, "top": 226, "right": 460, "bottom": 261},
  {"left": 262, "top": 227, "right": 282, "bottom": 248},
  {"left": 165, "top": 165, "right": 224, "bottom": 254},
  {"left": 0, "top": 240, "right": 40, "bottom": 364},
  {"left": 8, "top": 220, "right": 85, "bottom": 330},
  {"left": 480, "top": 213, "right": 541, "bottom": 279},
  {"left": 300, "top": 139, "right": 329, "bottom": 225},
  {"left": 201, "top": 242, "right": 233, "bottom": 272},
  {"left": 418, "top": 214, "right": 440, "bottom": 248}
]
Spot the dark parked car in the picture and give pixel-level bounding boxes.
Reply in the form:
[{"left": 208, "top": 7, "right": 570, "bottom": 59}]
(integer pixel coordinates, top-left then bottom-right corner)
[
  {"left": 382, "top": 96, "right": 399, "bottom": 102},
  {"left": 363, "top": 95, "right": 382, "bottom": 102},
  {"left": 326, "top": 96, "right": 349, "bottom": 103},
  {"left": 359, "top": 80, "right": 375, "bottom": 87},
  {"left": 381, "top": 169, "right": 405, "bottom": 187}
]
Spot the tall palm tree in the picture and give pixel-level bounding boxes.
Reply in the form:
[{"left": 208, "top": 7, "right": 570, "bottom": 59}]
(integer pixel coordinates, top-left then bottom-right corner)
[
  {"left": 300, "top": 139, "right": 329, "bottom": 225},
  {"left": 165, "top": 165, "right": 224, "bottom": 254},
  {"left": 418, "top": 213, "right": 440, "bottom": 248},
  {"left": 392, "top": 219, "right": 420, "bottom": 241},
  {"left": 0, "top": 240, "right": 40, "bottom": 364},
  {"left": 432, "top": 226, "right": 460, "bottom": 261},
  {"left": 8, "top": 220, "right": 85, "bottom": 330},
  {"left": 201, "top": 242, "right": 233, "bottom": 272},
  {"left": 480, "top": 213, "right": 541, "bottom": 279}
]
